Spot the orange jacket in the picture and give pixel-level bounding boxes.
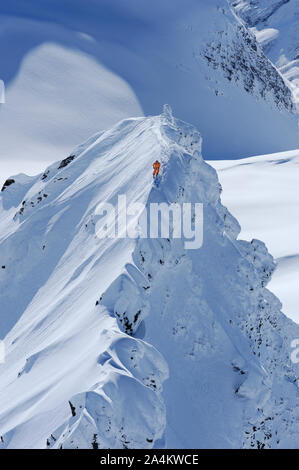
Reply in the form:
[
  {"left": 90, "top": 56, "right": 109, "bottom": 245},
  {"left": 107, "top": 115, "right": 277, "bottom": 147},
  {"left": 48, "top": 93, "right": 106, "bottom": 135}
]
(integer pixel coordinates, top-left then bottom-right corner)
[{"left": 153, "top": 161, "right": 161, "bottom": 170}]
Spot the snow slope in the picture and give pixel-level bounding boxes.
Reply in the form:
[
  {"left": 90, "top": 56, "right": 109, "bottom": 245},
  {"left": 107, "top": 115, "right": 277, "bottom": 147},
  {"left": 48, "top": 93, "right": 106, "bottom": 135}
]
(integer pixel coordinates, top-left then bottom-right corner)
[
  {"left": 212, "top": 149, "right": 299, "bottom": 324},
  {"left": 0, "top": 108, "right": 298, "bottom": 449},
  {"left": 230, "top": 0, "right": 299, "bottom": 108},
  {"left": 0, "top": 113, "right": 170, "bottom": 449},
  {"left": 0, "top": 0, "right": 298, "bottom": 183}
]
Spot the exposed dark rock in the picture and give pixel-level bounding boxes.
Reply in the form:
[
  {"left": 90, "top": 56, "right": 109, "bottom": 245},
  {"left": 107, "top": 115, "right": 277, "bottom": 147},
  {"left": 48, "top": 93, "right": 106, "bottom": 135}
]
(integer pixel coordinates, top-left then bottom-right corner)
[
  {"left": 41, "top": 170, "right": 49, "bottom": 180},
  {"left": 69, "top": 401, "right": 76, "bottom": 417},
  {"left": 92, "top": 434, "right": 99, "bottom": 449},
  {"left": 1, "top": 179, "right": 15, "bottom": 191},
  {"left": 134, "top": 310, "right": 141, "bottom": 324},
  {"left": 58, "top": 155, "right": 76, "bottom": 169}
]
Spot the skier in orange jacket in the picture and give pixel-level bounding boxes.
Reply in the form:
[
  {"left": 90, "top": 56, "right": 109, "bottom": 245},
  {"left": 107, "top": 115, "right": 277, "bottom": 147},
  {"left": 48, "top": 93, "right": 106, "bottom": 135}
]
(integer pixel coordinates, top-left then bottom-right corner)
[{"left": 153, "top": 160, "right": 161, "bottom": 177}]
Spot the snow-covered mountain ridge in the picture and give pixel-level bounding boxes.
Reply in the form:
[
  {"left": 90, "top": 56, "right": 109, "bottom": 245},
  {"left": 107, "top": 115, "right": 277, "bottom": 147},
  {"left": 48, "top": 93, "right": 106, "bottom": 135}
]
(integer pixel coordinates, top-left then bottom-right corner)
[
  {"left": 0, "top": 108, "right": 298, "bottom": 448},
  {"left": 1, "top": 0, "right": 298, "bottom": 182}
]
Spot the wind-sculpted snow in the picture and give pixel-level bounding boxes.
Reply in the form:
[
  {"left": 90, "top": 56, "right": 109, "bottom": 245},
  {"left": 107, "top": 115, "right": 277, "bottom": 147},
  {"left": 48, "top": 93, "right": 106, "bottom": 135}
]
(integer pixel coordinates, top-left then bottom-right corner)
[
  {"left": 47, "top": 336, "right": 168, "bottom": 449},
  {"left": 0, "top": 108, "right": 298, "bottom": 448}
]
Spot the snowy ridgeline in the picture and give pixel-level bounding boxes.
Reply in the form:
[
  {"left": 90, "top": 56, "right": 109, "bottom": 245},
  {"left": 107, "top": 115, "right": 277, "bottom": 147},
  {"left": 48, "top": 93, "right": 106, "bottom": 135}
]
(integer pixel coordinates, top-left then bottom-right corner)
[
  {"left": 0, "top": 108, "right": 298, "bottom": 449},
  {"left": 0, "top": 0, "right": 299, "bottom": 184}
]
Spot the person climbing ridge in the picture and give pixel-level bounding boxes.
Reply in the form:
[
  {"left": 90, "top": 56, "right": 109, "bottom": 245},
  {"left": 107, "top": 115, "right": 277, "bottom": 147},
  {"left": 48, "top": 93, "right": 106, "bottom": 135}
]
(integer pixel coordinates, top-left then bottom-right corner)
[{"left": 153, "top": 160, "right": 161, "bottom": 178}]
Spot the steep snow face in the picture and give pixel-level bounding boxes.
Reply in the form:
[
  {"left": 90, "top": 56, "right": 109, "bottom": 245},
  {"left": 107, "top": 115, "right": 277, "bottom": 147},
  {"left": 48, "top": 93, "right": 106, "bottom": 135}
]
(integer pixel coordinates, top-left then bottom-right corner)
[
  {"left": 0, "top": 0, "right": 299, "bottom": 183},
  {"left": 0, "top": 109, "right": 299, "bottom": 449},
  {"left": 0, "top": 115, "right": 170, "bottom": 449},
  {"left": 230, "top": 0, "right": 299, "bottom": 108}
]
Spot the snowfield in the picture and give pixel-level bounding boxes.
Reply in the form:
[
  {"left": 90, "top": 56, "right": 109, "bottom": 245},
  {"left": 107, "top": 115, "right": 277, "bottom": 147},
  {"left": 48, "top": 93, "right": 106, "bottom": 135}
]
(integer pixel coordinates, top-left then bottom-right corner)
[
  {"left": 212, "top": 149, "right": 299, "bottom": 324},
  {"left": 0, "top": 109, "right": 298, "bottom": 449}
]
